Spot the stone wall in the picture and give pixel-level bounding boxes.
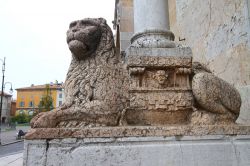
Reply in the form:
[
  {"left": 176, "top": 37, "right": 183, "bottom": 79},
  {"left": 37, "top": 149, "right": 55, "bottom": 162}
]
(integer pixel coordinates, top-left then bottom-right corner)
[{"left": 169, "top": 0, "right": 250, "bottom": 124}]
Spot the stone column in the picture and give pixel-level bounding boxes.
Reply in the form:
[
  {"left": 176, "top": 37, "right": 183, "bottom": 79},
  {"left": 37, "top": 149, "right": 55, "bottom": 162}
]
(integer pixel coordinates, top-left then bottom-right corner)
[{"left": 131, "top": 0, "right": 175, "bottom": 48}]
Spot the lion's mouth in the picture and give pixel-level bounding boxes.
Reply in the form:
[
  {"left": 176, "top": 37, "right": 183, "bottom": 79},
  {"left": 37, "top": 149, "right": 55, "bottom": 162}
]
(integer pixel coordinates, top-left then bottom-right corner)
[
  {"left": 66, "top": 31, "right": 87, "bottom": 44},
  {"left": 67, "top": 36, "right": 79, "bottom": 44},
  {"left": 68, "top": 40, "right": 88, "bottom": 57},
  {"left": 68, "top": 40, "right": 86, "bottom": 48}
]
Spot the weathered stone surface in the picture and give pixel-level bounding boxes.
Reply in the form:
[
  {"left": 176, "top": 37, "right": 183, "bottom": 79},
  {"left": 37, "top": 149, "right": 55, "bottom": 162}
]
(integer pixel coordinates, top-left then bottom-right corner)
[
  {"left": 24, "top": 135, "right": 250, "bottom": 166},
  {"left": 31, "top": 18, "right": 128, "bottom": 128},
  {"left": 127, "top": 55, "right": 192, "bottom": 68},
  {"left": 125, "top": 90, "right": 193, "bottom": 125},
  {"left": 192, "top": 65, "right": 241, "bottom": 124},
  {"left": 170, "top": 0, "right": 250, "bottom": 84},
  {"left": 25, "top": 125, "right": 250, "bottom": 140},
  {"left": 131, "top": 29, "right": 176, "bottom": 48},
  {"left": 237, "top": 85, "right": 250, "bottom": 124},
  {"left": 169, "top": 0, "right": 250, "bottom": 123},
  {"left": 126, "top": 47, "right": 192, "bottom": 58},
  {"left": 125, "top": 47, "right": 193, "bottom": 125}
]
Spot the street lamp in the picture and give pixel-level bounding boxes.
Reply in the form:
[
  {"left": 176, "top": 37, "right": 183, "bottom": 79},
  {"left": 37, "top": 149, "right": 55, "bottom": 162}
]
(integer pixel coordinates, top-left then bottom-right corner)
[
  {"left": 4, "top": 82, "right": 13, "bottom": 94},
  {"left": 0, "top": 57, "right": 5, "bottom": 145},
  {"left": 0, "top": 57, "right": 13, "bottom": 145}
]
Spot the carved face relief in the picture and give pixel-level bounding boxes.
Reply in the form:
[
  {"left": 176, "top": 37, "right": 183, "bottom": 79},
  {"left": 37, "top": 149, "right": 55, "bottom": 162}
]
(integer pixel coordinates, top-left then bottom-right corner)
[
  {"left": 66, "top": 19, "right": 102, "bottom": 60},
  {"left": 154, "top": 70, "right": 168, "bottom": 85}
]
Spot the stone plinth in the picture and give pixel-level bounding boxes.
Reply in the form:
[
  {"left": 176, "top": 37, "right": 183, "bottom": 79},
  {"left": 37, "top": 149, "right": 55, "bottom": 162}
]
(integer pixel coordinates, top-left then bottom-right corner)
[
  {"left": 125, "top": 47, "right": 193, "bottom": 125},
  {"left": 126, "top": 47, "right": 192, "bottom": 57},
  {"left": 25, "top": 125, "right": 250, "bottom": 140},
  {"left": 24, "top": 126, "right": 250, "bottom": 166}
]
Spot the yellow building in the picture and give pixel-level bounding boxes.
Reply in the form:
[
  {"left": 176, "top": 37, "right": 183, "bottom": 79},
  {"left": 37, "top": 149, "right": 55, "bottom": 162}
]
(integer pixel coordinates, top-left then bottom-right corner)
[{"left": 16, "top": 83, "right": 64, "bottom": 115}]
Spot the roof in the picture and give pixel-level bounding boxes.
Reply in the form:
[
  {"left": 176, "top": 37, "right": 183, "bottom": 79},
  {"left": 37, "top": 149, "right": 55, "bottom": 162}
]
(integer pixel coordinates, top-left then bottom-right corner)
[
  {"left": 0, "top": 91, "right": 12, "bottom": 97},
  {"left": 16, "top": 83, "right": 63, "bottom": 91}
]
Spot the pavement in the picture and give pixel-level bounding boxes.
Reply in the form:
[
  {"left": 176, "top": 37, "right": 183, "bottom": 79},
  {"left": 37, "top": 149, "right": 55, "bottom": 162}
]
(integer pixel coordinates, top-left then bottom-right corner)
[
  {"left": 0, "top": 141, "right": 24, "bottom": 157},
  {"left": 0, "top": 125, "right": 30, "bottom": 166},
  {"left": 1, "top": 126, "right": 30, "bottom": 145},
  {"left": 0, "top": 152, "right": 23, "bottom": 166}
]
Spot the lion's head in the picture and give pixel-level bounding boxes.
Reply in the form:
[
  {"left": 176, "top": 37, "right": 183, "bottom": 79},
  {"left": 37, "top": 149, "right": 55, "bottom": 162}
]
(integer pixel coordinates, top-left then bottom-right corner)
[{"left": 66, "top": 18, "right": 114, "bottom": 61}]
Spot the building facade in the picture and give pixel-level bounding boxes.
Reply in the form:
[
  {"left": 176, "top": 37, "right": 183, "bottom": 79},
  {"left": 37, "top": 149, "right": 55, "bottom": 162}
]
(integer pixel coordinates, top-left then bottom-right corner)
[
  {"left": 10, "top": 100, "right": 16, "bottom": 117},
  {"left": 0, "top": 92, "right": 12, "bottom": 124},
  {"left": 113, "top": 0, "right": 250, "bottom": 124},
  {"left": 16, "top": 83, "right": 64, "bottom": 115},
  {"left": 114, "top": 0, "right": 134, "bottom": 54}
]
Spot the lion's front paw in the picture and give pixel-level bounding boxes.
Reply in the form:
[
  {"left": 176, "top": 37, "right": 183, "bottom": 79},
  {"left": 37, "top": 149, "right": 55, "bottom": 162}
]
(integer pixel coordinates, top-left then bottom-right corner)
[{"left": 31, "top": 111, "right": 57, "bottom": 128}]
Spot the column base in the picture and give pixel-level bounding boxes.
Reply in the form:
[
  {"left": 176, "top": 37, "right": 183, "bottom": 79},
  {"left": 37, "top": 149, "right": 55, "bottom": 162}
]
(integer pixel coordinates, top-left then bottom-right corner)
[{"left": 130, "top": 29, "right": 176, "bottom": 48}]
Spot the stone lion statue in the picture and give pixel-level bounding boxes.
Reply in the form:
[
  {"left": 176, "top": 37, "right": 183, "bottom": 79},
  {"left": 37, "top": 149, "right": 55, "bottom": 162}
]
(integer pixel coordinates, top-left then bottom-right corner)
[
  {"left": 191, "top": 62, "right": 241, "bottom": 124},
  {"left": 31, "top": 18, "right": 127, "bottom": 128}
]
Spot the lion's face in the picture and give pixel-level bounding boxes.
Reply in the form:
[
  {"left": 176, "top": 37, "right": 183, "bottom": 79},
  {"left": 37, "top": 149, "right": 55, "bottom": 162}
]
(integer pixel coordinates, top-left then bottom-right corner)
[{"left": 66, "top": 19, "right": 102, "bottom": 60}]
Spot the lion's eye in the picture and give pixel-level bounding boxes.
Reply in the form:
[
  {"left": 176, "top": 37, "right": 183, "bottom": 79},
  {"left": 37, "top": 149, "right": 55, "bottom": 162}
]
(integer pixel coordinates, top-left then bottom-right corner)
[{"left": 69, "top": 22, "right": 77, "bottom": 28}]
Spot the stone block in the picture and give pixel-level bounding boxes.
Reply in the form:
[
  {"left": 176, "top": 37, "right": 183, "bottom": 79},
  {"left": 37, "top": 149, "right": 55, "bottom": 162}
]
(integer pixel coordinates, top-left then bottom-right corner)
[
  {"left": 24, "top": 134, "right": 250, "bottom": 166},
  {"left": 125, "top": 47, "right": 193, "bottom": 125},
  {"left": 126, "top": 47, "right": 192, "bottom": 58},
  {"left": 25, "top": 125, "right": 250, "bottom": 140}
]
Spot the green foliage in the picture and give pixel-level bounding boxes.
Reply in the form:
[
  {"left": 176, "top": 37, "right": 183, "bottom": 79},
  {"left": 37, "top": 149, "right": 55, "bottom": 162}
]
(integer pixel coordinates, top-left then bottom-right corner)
[
  {"left": 11, "top": 114, "right": 33, "bottom": 124},
  {"left": 38, "top": 84, "right": 54, "bottom": 112}
]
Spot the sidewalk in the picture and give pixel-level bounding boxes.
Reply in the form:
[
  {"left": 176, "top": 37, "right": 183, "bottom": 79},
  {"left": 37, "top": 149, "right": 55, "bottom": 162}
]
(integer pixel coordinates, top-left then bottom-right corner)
[
  {"left": 0, "top": 152, "right": 23, "bottom": 166},
  {"left": 1, "top": 126, "right": 30, "bottom": 145},
  {"left": 0, "top": 126, "right": 29, "bottom": 166}
]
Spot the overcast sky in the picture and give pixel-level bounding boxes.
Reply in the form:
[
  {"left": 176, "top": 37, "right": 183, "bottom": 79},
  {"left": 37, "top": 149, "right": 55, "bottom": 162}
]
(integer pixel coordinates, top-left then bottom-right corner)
[{"left": 0, "top": 0, "right": 115, "bottom": 99}]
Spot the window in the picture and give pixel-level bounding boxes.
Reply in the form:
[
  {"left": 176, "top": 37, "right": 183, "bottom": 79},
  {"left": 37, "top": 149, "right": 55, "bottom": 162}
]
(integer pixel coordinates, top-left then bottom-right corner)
[
  {"left": 59, "top": 101, "right": 62, "bottom": 106},
  {"left": 59, "top": 93, "right": 62, "bottom": 98},
  {"left": 29, "top": 101, "right": 34, "bottom": 107},
  {"left": 19, "top": 101, "right": 25, "bottom": 107}
]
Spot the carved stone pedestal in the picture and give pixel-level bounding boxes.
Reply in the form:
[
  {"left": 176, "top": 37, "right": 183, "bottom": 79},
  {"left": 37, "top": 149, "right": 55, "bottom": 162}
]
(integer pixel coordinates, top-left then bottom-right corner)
[
  {"left": 125, "top": 47, "right": 193, "bottom": 125},
  {"left": 24, "top": 125, "right": 250, "bottom": 166}
]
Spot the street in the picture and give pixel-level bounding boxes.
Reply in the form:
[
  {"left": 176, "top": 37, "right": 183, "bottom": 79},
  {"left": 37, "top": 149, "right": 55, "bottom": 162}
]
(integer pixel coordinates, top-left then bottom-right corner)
[
  {"left": 0, "top": 141, "right": 24, "bottom": 158},
  {"left": 0, "top": 125, "right": 30, "bottom": 158}
]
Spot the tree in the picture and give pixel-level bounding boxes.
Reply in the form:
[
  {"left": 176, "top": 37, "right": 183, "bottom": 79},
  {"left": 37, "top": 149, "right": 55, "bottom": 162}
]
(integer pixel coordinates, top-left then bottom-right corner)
[{"left": 38, "top": 84, "right": 54, "bottom": 112}]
